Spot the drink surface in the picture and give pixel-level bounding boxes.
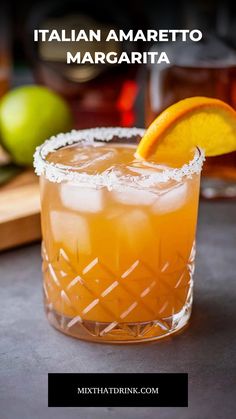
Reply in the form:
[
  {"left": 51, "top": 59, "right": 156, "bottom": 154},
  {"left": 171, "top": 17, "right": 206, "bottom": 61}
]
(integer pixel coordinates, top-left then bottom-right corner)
[
  {"left": 47, "top": 142, "right": 193, "bottom": 174},
  {"left": 41, "top": 141, "right": 200, "bottom": 339}
]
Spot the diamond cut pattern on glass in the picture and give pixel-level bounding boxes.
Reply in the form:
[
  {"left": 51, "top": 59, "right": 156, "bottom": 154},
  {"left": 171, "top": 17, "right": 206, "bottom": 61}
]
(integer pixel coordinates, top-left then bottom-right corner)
[{"left": 42, "top": 240, "right": 195, "bottom": 339}]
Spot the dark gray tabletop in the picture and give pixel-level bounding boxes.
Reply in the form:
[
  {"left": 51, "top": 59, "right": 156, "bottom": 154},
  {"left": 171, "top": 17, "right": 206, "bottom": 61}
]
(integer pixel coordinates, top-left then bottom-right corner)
[{"left": 1, "top": 201, "right": 236, "bottom": 419}]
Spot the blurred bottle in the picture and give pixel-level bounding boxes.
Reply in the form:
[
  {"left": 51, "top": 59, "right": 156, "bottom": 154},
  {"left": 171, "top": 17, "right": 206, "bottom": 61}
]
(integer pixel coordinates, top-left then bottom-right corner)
[
  {"left": 146, "top": 0, "right": 236, "bottom": 199},
  {"left": 23, "top": 1, "right": 144, "bottom": 128},
  {"left": 146, "top": 36, "right": 236, "bottom": 199},
  {"left": 0, "top": 5, "right": 11, "bottom": 97},
  {"left": 0, "top": 5, "right": 12, "bottom": 164}
]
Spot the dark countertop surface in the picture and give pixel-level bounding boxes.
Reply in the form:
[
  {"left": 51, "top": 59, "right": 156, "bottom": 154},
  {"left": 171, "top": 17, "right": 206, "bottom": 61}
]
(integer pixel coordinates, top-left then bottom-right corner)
[{"left": 1, "top": 201, "right": 236, "bottom": 419}]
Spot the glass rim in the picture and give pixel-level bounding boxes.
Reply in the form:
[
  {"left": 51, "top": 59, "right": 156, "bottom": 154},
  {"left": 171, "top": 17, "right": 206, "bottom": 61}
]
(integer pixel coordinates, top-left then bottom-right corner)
[{"left": 33, "top": 127, "right": 205, "bottom": 189}]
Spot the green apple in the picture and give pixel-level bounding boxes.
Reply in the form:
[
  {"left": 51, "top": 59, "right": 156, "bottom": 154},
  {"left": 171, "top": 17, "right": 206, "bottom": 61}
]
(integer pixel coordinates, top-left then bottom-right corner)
[{"left": 0, "top": 85, "right": 73, "bottom": 165}]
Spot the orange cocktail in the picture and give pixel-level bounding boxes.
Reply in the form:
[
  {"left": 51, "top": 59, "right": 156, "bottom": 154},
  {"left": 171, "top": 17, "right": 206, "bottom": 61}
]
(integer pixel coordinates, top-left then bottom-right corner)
[{"left": 34, "top": 127, "right": 203, "bottom": 342}]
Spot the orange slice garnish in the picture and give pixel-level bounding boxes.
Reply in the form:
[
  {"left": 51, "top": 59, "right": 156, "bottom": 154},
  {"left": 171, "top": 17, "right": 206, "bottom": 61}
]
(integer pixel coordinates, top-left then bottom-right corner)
[{"left": 136, "top": 97, "right": 236, "bottom": 159}]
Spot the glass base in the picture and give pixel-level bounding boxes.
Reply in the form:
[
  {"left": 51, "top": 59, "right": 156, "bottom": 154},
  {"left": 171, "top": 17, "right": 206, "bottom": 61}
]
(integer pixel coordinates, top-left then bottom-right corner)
[{"left": 45, "top": 296, "right": 192, "bottom": 343}]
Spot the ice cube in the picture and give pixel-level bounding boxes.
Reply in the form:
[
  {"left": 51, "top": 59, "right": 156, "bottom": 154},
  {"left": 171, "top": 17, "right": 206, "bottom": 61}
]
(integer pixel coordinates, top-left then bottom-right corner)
[
  {"left": 106, "top": 206, "right": 125, "bottom": 220},
  {"left": 50, "top": 143, "right": 117, "bottom": 172},
  {"left": 113, "top": 188, "right": 157, "bottom": 206},
  {"left": 71, "top": 149, "right": 116, "bottom": 170},
  {"left": 50, "top": 211, "right": 90, "bottom": 254},
  {"left": 117, "top": 209, "right": 153, "bottom": 252},
  {"left": 152, "top": 183, "right": 188, "bottom": 214},
  {"left": 126, "top": 161, "right": 165, "bottom": 176},
  {"left": 60, "top": 183, "right": 104, "bottom": 213}
]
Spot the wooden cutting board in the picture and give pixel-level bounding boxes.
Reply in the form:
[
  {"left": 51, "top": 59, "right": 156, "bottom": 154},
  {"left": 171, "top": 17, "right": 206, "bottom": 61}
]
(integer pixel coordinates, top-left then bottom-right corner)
[{"left": 0, "top": 169, "right": 41, "bottom": 251}]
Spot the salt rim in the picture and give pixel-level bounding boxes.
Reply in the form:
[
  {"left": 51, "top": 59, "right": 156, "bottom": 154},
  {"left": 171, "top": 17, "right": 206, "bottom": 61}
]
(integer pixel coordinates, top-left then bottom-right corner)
[{"left": 33, "top": 127, "right": 205, "bottom": 189}]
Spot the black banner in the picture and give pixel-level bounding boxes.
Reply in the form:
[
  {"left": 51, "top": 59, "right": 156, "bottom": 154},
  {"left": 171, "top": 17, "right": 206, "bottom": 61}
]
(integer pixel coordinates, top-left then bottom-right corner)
[{"left": 48, "top": 373, "right": 188, "bottom": 407}]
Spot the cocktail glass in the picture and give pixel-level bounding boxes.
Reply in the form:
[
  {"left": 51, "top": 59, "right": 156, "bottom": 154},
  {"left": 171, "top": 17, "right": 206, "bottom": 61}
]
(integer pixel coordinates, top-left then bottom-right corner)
[{"left": 34, "top": 127, "right": 204, "bottom": 343}]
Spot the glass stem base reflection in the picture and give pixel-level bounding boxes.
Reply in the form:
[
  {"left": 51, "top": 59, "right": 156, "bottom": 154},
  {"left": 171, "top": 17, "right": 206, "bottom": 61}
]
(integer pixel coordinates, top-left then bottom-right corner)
[{"left": 44, "top": 290, "right": 193, "bottom": 343}]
